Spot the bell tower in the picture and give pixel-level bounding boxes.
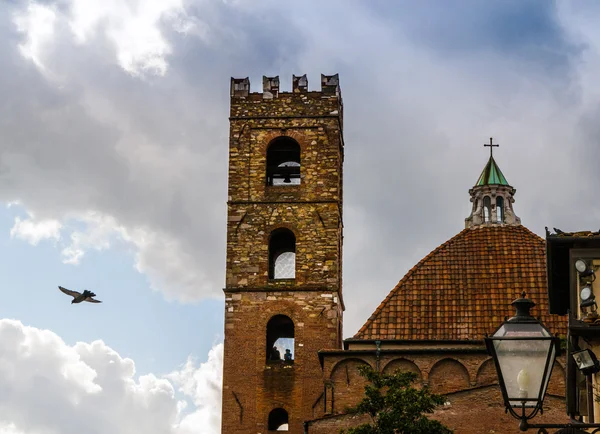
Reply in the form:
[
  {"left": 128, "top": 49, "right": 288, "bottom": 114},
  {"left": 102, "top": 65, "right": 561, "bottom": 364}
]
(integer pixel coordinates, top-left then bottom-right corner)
[{"left": 221, "top": 74, "right": 345, "bottom": 433}]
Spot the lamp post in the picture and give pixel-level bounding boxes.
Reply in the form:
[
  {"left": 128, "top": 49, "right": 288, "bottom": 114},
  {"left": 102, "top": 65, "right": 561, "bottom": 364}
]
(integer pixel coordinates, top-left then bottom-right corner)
[{"left": 486, "top": 292, "right": 600, "bottom": 433}]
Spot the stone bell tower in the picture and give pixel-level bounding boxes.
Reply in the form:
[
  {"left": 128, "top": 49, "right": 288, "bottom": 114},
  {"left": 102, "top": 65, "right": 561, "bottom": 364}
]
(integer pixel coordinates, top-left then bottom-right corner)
[{"left": 221, "top": 74, "right": 345, "bottom": 433}]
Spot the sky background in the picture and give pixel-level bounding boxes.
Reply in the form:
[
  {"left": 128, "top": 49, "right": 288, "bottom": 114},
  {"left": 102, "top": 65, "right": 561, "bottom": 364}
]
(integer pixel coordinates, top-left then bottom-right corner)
[{"left": 2, "top": 1, "right": 600, "bottom": 433}]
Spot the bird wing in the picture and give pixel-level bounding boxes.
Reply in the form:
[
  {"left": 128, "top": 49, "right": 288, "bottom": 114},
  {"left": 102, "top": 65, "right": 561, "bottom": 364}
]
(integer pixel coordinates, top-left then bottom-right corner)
[
  {"left": 58, "top": 286, "right": 81, "bottom": 297},
  {"left": 84, "top": 297, "right": 102, "bottom": 303}
]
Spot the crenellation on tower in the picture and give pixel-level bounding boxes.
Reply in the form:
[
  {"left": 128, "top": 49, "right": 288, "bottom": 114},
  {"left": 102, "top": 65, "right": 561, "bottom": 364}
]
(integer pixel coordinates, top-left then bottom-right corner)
[
  {"left": 229, "top": 74, "right": 342, "bottom": 102},
  {"left": 230, "top": 77, "right": 250, "bottom": 97},
  {"left": 320, "top": 73, "right": 340, "bottom": 96},
  {"left": 292, "top": 74, "right": 308, "bottom": 93},
  {"left": 262, "top": 75, "right": 280, "bottom": 99}
]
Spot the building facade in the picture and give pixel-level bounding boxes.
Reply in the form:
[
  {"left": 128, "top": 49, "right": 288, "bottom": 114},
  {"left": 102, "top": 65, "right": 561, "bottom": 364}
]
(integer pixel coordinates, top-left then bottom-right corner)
[{"left": 221, "top": 74, "right": 570, "bottom": 433}]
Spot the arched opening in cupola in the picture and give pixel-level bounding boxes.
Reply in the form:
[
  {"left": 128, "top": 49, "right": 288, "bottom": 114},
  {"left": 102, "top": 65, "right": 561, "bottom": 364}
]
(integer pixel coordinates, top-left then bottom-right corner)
[
  {"left": 483, "top": 196, "right": 491, "bottom": 223},
  {"left": 496, "top": 196, "right": 504, "bottom": 223}
]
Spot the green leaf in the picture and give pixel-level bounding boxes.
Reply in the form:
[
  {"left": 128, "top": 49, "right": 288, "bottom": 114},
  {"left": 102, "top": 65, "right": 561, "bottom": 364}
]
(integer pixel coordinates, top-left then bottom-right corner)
[{"left": 342, "top": 365, "right": 453, "bottom": 434}]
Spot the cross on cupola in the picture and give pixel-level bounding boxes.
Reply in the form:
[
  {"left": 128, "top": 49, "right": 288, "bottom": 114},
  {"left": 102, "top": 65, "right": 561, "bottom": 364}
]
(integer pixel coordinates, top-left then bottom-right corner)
[
  {"left": 464, "top": 137, "right": 521, "bottom": 228},
  {"left": 484, "top": 137, "right": 499, "bottom": 158}
]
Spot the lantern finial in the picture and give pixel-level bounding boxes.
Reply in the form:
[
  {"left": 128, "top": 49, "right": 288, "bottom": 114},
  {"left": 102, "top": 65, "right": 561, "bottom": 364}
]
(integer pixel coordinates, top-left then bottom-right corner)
[{"left": 507, "top": 292, "right": 536, "bottom": 323}]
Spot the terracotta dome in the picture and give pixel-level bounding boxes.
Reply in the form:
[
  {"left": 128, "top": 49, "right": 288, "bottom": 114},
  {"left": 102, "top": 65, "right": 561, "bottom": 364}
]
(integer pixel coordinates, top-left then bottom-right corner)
[{"left": 355, "top": 225, "right": 567, "bottom": 341}]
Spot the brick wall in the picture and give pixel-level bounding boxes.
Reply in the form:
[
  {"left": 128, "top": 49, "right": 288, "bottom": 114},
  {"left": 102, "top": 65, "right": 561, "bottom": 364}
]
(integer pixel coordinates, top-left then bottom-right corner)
[
  {"left": 312, "top": 350, "right": 567, "bottom": 432},
  {"left": 432, "top": 387, "right": 568, "bottom": 433},
  {"left": 306, "top": 413, "right": 370, "bottom": 434},
  {"left": 308, "top": 387, "right": 569, "bottom": 433}
]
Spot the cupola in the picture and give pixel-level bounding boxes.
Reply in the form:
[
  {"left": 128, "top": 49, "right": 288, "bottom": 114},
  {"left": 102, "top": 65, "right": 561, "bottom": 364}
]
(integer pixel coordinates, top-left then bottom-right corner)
[{"left": 465, "top": 138, "right": 521, "bottom": 228}]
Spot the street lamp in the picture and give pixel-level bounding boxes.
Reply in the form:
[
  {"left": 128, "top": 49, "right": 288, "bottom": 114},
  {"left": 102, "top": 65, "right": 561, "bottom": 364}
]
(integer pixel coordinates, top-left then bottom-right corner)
[
  {"left": 485, "top": 292, "right": 560, "bottom": 430},
  {"left": 487, "top": 292, "right": 600, "bottom": 433}
]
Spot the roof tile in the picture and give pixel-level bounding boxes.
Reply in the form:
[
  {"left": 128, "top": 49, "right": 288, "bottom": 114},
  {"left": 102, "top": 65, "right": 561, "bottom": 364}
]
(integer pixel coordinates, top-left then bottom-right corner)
[{"left": 354, "top": 225, "right": 567, "bottom": 340}]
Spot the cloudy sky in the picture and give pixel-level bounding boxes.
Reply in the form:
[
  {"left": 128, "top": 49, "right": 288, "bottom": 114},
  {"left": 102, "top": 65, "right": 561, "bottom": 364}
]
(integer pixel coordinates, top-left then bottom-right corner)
[{"left": 2, "top": 0, "right": 600, "bottom": 433}]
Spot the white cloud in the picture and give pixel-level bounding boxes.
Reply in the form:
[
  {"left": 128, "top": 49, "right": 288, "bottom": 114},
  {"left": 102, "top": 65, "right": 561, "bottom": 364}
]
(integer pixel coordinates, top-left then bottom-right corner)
[
  {"left": 168, "top": 345, "right": 223, "bottom": 434},
  {"left": 59, "top": 212, "right": 118, "bottom": 264},
  {"left": 67, "top": 0, "right": 194, "bottom": 76},
  {"left": 10, "top": 216, "right": 61, "bottom": 245},
  {"left": 12, "top": 2, "right": 56, "bottom": 71},
  {"left": 124, "top": 226, "right": 219, "bottom": 300},
  {"left": 0, "top": 422, "right": 26, "bottom": 434},
  {"left": 0, "top": 319, "right": 223, "bottom": 434},
  {"left": 53, "top": 210, "right": 218, "bottom": 299},
  {"left": 14, "top": 0, "right": 200, "bottom": 77}
]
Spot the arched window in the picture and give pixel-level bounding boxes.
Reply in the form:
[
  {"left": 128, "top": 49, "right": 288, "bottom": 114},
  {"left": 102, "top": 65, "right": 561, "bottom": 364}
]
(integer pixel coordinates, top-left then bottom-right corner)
[
  {"left": 268, "top": 408, "right": 289, "bottom": 431},
  {"left": 266, "top": 137, "right": 301, "bottom": 186},
  {"left": 496, "top": 196, "right": 504, "bottom": 223},
  {"left": 483, "top": 196, "right": 491, "bottom": 223},
  {"left": 266, "top": 315, "right": 294, "bottom": 363},
  {"left": 269, "top": 229, "right": 296, "bottom": 279}
]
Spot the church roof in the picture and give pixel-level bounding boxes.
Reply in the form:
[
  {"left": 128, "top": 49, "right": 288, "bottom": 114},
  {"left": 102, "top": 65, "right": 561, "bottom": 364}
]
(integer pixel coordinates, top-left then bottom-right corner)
[
  {"left": 354, "top": 225, "right": 567, "bottom": 341},
  {"left": 475, "top": 156, "right": 509, "bottom": 186}
]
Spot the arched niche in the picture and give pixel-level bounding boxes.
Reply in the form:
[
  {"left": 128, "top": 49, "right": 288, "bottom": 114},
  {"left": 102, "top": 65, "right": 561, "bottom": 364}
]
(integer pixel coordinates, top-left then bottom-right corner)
[
  {"left": 428, "top": 358, "right": 470, "bottom": 394},
  {"left": 330, "top": 358, "right": 371, "bottom": 414},
  {"left": 476, "top": 358, "right": 498, "bottom": 387},
  {"left": 383, "top": 358, "right": 422, "bottom": 387}
]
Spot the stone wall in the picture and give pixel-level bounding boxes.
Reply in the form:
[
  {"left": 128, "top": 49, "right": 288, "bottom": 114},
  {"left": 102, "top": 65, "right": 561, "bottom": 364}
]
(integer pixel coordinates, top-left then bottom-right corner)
[
  {"left": 226, "top": 78, "right": 344, "bottom": 293},
  {"left": 226, "top": 202, "right": 342, "bottom": 290}
]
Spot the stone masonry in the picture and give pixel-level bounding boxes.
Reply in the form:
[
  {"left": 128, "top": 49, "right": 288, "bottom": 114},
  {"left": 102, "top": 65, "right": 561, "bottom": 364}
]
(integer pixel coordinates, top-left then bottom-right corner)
[{"left": 221, "top": 74, "right": 345, "bottom": 434}]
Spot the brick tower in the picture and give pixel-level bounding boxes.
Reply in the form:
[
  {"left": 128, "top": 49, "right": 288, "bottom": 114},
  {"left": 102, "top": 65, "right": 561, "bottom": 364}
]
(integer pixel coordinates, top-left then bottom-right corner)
[{"left": 221, "top": 74, "right": 345, "bottom": 433}]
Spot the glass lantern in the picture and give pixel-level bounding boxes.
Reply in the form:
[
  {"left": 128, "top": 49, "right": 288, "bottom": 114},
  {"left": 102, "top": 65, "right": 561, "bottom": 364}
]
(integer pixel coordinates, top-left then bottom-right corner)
[{"left": 485, "top": 292, "right": 560, "bottom": 421}]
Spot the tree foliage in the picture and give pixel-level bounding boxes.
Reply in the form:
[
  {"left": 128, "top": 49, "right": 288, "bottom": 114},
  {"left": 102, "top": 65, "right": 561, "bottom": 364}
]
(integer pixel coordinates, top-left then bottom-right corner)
[{"left": 340, "top": 365, "right": 453, "bottom": 434}]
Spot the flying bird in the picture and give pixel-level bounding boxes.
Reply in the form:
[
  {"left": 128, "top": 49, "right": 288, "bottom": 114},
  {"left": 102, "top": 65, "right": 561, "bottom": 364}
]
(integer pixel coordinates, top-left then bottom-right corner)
[{"left": 58, "top": 286, "right": 102, "bottom": 304}]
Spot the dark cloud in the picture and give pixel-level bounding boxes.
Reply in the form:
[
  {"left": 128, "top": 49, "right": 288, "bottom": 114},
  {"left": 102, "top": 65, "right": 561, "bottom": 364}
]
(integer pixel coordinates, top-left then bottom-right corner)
[{"left": 367, "top": 1, "right": 580, "bottom": 67}]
